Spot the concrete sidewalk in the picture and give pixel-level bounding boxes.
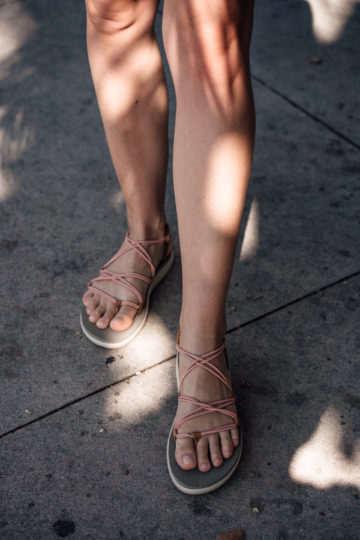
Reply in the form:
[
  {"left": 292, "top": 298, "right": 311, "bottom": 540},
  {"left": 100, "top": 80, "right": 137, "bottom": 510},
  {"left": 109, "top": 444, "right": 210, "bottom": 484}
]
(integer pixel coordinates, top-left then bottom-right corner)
[{"left": 0, "top": 0, "right": 359, "bottom": 538}]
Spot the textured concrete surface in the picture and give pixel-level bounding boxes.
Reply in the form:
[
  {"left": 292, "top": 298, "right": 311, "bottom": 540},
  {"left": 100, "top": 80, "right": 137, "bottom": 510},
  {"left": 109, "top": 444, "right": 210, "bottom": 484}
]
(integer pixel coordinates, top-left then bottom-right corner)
[
  {"left": 251, "top": 0, "right": 360, "bottom": 145},
  {"left": 0, "top": 0, "right": 359, "bottom": 538},
  {"left": 1, "top": 280, "right": 359, "bottom": 539}
]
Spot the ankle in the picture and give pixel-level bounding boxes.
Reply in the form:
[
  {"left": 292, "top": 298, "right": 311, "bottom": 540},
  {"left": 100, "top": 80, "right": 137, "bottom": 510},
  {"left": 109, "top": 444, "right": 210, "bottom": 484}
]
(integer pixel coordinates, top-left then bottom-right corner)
[
  {"left": 127, "top": 214, "right": 168, "bottom": 241},
  {"left": 178, "top": 315, "right": 227, "bottom": 354}
]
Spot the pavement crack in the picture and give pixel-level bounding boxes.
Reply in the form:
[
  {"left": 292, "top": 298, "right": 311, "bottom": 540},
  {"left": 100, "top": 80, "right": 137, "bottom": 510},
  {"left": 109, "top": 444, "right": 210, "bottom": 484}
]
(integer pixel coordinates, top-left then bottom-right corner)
[
  {"left": 0, "top": 354, "right": 175, "bottom": 439},
  {"left": 252, "top": 74, "right": 360, "bottom": 151},
  {"left": 227, "top": 269, "right": 360, "bottom": 335},
  {"left": 1, "top": 271, "right": 359, "bottom": 439}
]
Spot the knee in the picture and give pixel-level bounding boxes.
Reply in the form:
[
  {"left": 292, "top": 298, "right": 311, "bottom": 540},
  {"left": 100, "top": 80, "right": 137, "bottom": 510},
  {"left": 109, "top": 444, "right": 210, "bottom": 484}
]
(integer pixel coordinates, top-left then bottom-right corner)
[
  {"left": 85, "top": 0, "right": 144, "bottom": 35},
  {"left": 163, "top": 1, "right": 253, "bottom": 94}
]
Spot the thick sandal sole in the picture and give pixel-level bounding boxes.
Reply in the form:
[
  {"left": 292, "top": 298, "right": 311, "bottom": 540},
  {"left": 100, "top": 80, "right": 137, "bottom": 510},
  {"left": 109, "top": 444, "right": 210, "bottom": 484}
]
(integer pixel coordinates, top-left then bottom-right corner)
[
  {"left": 80, "top": 250, "right": 174, "bottom": 349},
  {"left": 166, "top": 421, "right": 242, "bottom": 495},
  {"left": 167, "top": 349, "right": 242, "bottom": 494}
]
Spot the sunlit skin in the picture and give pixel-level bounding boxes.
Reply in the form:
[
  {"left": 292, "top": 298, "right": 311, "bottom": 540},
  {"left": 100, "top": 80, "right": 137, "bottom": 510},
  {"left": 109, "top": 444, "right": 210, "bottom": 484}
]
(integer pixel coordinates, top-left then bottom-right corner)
[
  {"left": 83, "top": 0, "right": 170, "bottom": 331},
  {"left": 83, "top": 0, "right": 255, "bottom": 472}
]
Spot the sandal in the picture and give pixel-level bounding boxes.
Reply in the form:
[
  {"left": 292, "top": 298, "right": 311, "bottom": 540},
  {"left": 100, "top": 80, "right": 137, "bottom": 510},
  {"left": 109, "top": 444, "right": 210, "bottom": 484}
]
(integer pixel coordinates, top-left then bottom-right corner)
[
  {"left": 167, "top": 330, "right": 242, "bottom": 494},
  {"left": 80, "top": 225, "right": 174, "bottom": 349}
]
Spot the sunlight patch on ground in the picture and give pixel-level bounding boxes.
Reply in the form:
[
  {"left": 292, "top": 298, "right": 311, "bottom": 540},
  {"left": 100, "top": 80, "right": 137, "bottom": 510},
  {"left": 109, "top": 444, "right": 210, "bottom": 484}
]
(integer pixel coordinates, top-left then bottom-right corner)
[
  {"left": 7, "top": 107, "right": 34, "bottom": 160},
  {"left": 110, "top": 189, "right": 125, "bottom": 212},
  {"left": 0, "top": 105, "right": 34, "bottom": 202},
  {"left": 305, "top": 0, "right": 359, "bottom": 43},
  {"left": 239, "top": 197, "right": 259, "bottom": 261},
  {"left": 104, "top": 314, "right": 174, "bottom": 424},
  {"left": 0, "top": 106, "right": 15, "bottom": 202},
  {"left": 0, "top": 169, "right": 16, "bottom": 202},
  {"left": 0, "top": 2, "right": 37, "bottom": 68},
  {"left": 289, "top": 406, "right": 360, "bottom": 490},
  {"left": 0, "top": 3, "right": 37, "bottom": 202}
]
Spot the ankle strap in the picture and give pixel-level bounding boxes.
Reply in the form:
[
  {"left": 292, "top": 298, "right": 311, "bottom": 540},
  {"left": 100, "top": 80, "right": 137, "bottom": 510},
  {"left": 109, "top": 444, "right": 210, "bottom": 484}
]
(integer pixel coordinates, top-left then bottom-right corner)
[
  {"left": 102, "top": 224, "right": 170, "bottom": 278},
  {"left": 87, "top": 224, "right": 171, "bottom": 309},
  {"left": 173, "top": 340, "right": 239, "bottom": 443},
  {"left": 176, "top": 341, "right": 232, "bottom": 396},
  {"left": 126, "top": 223, "right": 170, "bottom": 247}
]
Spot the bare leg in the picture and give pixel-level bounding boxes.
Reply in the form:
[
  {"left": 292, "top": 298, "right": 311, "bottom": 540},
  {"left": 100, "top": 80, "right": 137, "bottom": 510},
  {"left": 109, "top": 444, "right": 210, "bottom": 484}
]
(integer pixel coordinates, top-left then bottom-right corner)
[
  {"left": 163, "top": 0, "right": 255, "bottom": 471},
  {"left": 83, "top": 0, "right": 171, "bottom": 331}
]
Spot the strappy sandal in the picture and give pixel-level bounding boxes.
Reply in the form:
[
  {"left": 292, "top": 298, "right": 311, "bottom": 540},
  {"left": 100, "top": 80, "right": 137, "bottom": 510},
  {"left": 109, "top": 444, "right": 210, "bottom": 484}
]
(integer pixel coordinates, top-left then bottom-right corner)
[
  {"left": 80, "top": 225, "right": 174, "bottom": 349},
  {"left": 167, "top": 331, "right": 242, "bottom": 494}
]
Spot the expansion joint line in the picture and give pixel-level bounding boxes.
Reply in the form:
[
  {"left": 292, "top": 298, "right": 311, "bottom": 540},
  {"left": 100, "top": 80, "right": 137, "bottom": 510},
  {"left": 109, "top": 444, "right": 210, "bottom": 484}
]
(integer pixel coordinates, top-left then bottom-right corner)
[
  {"left": 227, "top": 270, "right": 360, "bottom": 335},
  {"left": 0, "top": 355, "right": 174, "bottom": 439},
  {"left": 252, "top": 74, "right": 360, "bottom": 151},
  {"left": 1, "top": 271, "right": 359, "bottom": 440}
]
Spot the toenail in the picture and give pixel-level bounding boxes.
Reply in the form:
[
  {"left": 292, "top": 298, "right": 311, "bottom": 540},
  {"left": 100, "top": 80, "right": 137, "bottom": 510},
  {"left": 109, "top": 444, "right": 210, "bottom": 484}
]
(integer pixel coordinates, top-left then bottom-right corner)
[
  {"left": 199, "top": 463, "right": 210, "bottom": 471},
  {"left": 182, "top": 455, "right": 194, "bottom": 465}
]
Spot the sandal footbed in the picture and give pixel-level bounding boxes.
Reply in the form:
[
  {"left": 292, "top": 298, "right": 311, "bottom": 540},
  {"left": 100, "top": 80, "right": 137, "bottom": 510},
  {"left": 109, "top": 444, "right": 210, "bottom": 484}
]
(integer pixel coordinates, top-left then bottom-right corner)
[
  {"left": 166, "top": 423, "right": 242, "bottom": 495},
  {"left": 80, "top": 250, "right": 174, "bottom": 349},
  {"left": 167, "top": 348, "right": 242, "bottom": 494}
]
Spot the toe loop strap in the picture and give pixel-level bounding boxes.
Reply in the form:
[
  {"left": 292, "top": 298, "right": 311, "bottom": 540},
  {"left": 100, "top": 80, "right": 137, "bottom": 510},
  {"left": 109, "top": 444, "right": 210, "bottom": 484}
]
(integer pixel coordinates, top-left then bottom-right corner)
[
  {"left": 174, "top": 423, "right": 239, "bottom": 443},
  {"left": 193, "top": 432, "right": 202, "bottom": 446},
  {"left": 87, "top": 285, "right": 141, "bottom": 311}
]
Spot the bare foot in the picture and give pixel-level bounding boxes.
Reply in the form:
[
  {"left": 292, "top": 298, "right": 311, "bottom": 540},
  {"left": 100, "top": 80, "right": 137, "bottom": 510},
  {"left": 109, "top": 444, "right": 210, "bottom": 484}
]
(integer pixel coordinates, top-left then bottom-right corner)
[
  {"left": 82, "top": 227, "right": 171, "bottom": 331},
  {"left": 174, "top": 332, "right": 240, "bottom": 472}
]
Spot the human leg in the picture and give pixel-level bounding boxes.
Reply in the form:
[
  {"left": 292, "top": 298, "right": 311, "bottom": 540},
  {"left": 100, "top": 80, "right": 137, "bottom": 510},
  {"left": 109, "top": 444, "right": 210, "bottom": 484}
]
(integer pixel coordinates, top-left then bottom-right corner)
[
  {"left": 162, "top": 0, "right": 255, "bottom": 476},
  {"left": 82, "top": 0, "right": 171, "bottom": 334}
]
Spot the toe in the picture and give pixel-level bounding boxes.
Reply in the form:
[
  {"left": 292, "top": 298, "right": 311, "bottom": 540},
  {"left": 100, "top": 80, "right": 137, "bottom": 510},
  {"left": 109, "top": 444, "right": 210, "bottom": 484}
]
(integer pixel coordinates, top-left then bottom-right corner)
[
  {"left": 231, "top": 427, "right": 240, "bottom": 447},
  {"left": 82, "top": 291, "right": 93, "bottom": 305},
  {"left": 196, "top": 438, "right": 211, "bottom": 472},
  {"left": 209, "top": 434, "right": 223, "bottom": 467},
  {"left": 110, "top": 305, "right": 137, "bottom": 332},
  {"left": 89, "top": 303, "right": 105, "bottom": 323},
  {"left": 96, "top": 314, "right": 109, "bottom": 328},
  {"left": 97, "top": 303, "right": 118, "bottom": 329},
  {"left": 175, "top": 438, "right": 197, "bottom": 470},
  {"left": 85, "top": 296, "right": 100, "bottom": 315},
  {"left": 220, "top": 430, "right": 234, "bottom": 459}
]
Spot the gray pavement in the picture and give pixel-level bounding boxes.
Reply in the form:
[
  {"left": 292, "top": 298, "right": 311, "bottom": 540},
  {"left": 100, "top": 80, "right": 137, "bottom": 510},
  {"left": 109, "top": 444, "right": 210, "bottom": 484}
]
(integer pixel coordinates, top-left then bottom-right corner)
[{"left": 0, "top": 0, "right": 359, "bottom": 538}]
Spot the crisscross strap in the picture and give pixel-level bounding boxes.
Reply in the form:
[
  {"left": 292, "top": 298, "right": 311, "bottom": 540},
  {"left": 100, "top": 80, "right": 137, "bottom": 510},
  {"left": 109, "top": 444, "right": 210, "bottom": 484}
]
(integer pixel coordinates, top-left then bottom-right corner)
[
  {"left": 87, "top": 227, "right": 170, "bottom": 311},
  {"left": 173, "top": 341, "right": 239, "bottom": 443}
]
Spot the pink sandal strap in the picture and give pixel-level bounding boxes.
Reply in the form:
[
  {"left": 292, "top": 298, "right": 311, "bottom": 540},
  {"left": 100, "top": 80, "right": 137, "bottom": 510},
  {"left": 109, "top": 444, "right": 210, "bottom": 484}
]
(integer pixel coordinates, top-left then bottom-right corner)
[
  {"left": 88, "top": 226, "right": 170, "bottom": 310},
  {"left": 174, "top": 341, "right": 239, "bottom": 443}
]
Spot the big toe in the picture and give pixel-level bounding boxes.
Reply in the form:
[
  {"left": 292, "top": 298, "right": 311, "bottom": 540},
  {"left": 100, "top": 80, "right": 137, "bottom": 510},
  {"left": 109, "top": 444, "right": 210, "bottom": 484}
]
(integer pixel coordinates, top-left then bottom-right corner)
[
  {"left": 175, "top": 439, "right": 197, "bottom": 470},
  {"left": 110, "top": 306, "right": 137, "bottom": 332}
]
